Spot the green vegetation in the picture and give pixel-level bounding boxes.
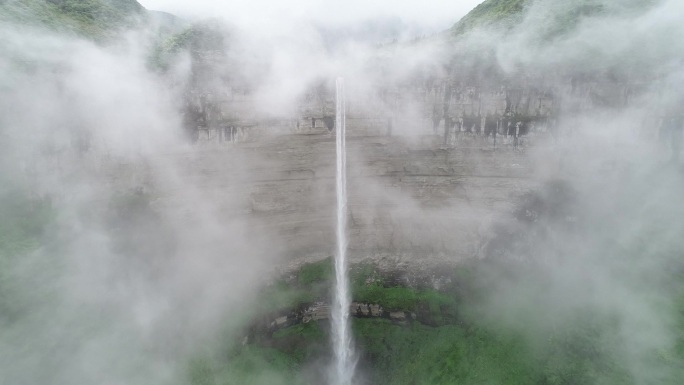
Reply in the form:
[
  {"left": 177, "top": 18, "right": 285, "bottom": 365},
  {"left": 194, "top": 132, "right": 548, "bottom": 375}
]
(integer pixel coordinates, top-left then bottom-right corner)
[
  {"left": 298, "top": 257, "right": 333, "bottom": 285},
  {"left": 349, "top": 262, "right": 462, "bottom": 324},
  {"left": 188, "top": 322, "right": 327, "bottom": 385},
  {"left": 450, "top": 0, "right": 529, "bottom": 35},
  {"left": 0, "top": 0, "right": 145, "bottom": 41},
  {"left": 449, "top": 0, "right": 660, "bottom": 38},
  {"left": 191, "top": 257, "right": 684, "bottom": 385},
  {"left": 353, "top": 319, "right": 538, "bottom": 385},
  {"left": 0, "top": 190, "right": 51, "bottom": 259},
  {"left": 188, "top": 347, "right": 307, "bottom": 385},
  {"left": 148, "top": 21, "right": 227, "bottom": 72},
  {"left": 148, "top": 26, "right": 196, "bottom": 71},
  {"left": 0, "top": 189, "right": 54, "bottom": 323},
  {"left": 353, "top": 284, "right": 459, "bottom": 325},
  {"left": 249, "top": 258, "right": 335, "bottom": 317},
  {"left": 272, "top": 321, "right": 325, "bottom": 341},
  {"left": 448, "top": 0, "right": 603, "bottom": 37},
  {"left": 256, "top": 280, "right": 317, "bottom": 314}
]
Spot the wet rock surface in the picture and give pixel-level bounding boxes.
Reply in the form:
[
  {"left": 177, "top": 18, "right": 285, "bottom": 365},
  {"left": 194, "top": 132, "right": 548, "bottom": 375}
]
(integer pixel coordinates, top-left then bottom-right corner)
[{"left": 152, "top": 122, "right": 538, "bottom": 268}]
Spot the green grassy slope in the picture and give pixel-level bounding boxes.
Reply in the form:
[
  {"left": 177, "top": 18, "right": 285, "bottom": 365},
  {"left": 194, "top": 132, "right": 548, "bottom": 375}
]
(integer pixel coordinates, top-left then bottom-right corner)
[
  {"left": 450, "top": 0, "right": 528, "bottom": 35},
  {"left": 0, "top": 190, "right": 53, "bottom": 324},
  {"left": 0, "top": 0, "right": 146, "bottom": 41},
  {"left": 449, "top": 0, "right": 661, "bottom": 37},
  {"left": 189, "top": 258, "right": 684, "bottom": 385}
]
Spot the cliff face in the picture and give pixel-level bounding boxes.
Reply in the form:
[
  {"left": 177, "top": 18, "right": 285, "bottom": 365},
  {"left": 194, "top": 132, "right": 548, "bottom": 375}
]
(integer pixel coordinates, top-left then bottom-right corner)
[
  {"left": 151, "top": 93, "right": 541, "bottom": 268},
  {"left": 3, "top": 0, "right": 670, "bottom": 269},
  {"left": 151, "top": 21, "right": 662, "bottom": 268}
]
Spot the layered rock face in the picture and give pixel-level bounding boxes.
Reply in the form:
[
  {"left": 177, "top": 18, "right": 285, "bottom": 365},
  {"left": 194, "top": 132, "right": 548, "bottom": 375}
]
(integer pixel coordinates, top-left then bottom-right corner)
[
  {"left": 156, "top": 22, "right": 666, "bottom": 268},
  {"left": 161, "top": 63, "right": 665, "bottom": 267},
  {"left": 154, "top": 95, "right": 540, "bottom": 268}
]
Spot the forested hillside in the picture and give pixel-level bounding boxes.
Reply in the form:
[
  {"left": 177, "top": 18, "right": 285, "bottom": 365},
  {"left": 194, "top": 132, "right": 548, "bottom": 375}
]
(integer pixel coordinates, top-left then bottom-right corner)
[{"left": 0, "top": 0, "right": 145, "bottom": 40}]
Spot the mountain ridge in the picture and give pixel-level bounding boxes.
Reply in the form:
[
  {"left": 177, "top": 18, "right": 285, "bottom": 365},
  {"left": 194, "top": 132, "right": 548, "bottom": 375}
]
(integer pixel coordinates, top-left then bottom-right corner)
[{"left": 0, "top": 0, "right": 147, "bottom": 40}]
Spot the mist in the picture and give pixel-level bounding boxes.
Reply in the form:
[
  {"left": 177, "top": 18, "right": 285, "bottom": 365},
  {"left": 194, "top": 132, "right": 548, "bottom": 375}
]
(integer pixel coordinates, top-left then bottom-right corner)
[
  {"left": 0, "top": 21, "right": 285, "bottom": 385},
  {"left": 1, "top": 0, "right": 684, "bottom": 384}
]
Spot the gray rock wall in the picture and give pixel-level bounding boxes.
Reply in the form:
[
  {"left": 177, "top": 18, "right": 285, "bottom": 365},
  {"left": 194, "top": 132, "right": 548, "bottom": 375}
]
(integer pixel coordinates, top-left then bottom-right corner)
[
  {"left": 168, "top": 72, "right": 662, "bottom": 268},
  {"left": 154, "top": 112, "right": 538, "bottom": 268}
]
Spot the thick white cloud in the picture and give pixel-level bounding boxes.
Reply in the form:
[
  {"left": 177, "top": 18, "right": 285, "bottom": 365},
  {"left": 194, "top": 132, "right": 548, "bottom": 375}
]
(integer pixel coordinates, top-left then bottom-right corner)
[{"left": 138, "top": 0, "right": 484, "bottom": 32}]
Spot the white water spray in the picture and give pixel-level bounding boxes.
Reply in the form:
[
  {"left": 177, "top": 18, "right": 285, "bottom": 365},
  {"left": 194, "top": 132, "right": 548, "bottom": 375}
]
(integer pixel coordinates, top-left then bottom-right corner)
[{"left": 332, "top": 77, "right": 355, "bottom": 385}]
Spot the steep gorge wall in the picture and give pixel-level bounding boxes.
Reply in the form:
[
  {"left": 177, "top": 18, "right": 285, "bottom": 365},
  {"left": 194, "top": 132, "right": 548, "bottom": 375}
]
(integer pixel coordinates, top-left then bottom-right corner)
[
  {"left": 157, "top": 62, "right": 666, "bottom": 268},
  {"left": 152, "top": 105, "right": 539, "bottom": 268}
]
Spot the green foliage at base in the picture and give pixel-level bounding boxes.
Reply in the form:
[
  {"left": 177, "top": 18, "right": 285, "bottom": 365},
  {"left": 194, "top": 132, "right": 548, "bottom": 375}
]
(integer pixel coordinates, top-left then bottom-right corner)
[
  {"left": 0, "top": 191, "right": 52, "bottom": 259},
  {"left": 192, "top": 310, "right": 647, "bottom": 385},
  {"left": 353, "top": 284, "right": 459, "bottom": 325},
  {"left": 189, "top": 322, "right": 327, "bottom": 385},
  {"left": 354, "top": 319, "right": 537, "bottom": 385},
  {"left": 298, "top": 257, "right": 334, "bottom": 286},
  {"left": 0, "top": 190, "right": 54, "bottom": 324},
  {"left": 272, "top": 321, "right": 325, "bottom": 341},
  {"left": 188, "top": 348, "right": 307, "bottom": 385},
  {"left": 195, "top": 299, "right": 682, "bottom": 385},
  {"left": 192, "top": 259, "right": 684, "bottom": 385},
  {"left": 255, "top": 280, "right": 316, "bottom": 315},
  {"left": 253, "top": 258, "right": 335, "bottom": 316}
]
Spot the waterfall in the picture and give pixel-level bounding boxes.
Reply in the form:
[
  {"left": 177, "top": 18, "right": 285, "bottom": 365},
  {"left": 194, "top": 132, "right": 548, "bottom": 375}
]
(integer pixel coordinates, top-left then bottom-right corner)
[{"left": 332, "top": 77, "right": 355, "bottom": 385}]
